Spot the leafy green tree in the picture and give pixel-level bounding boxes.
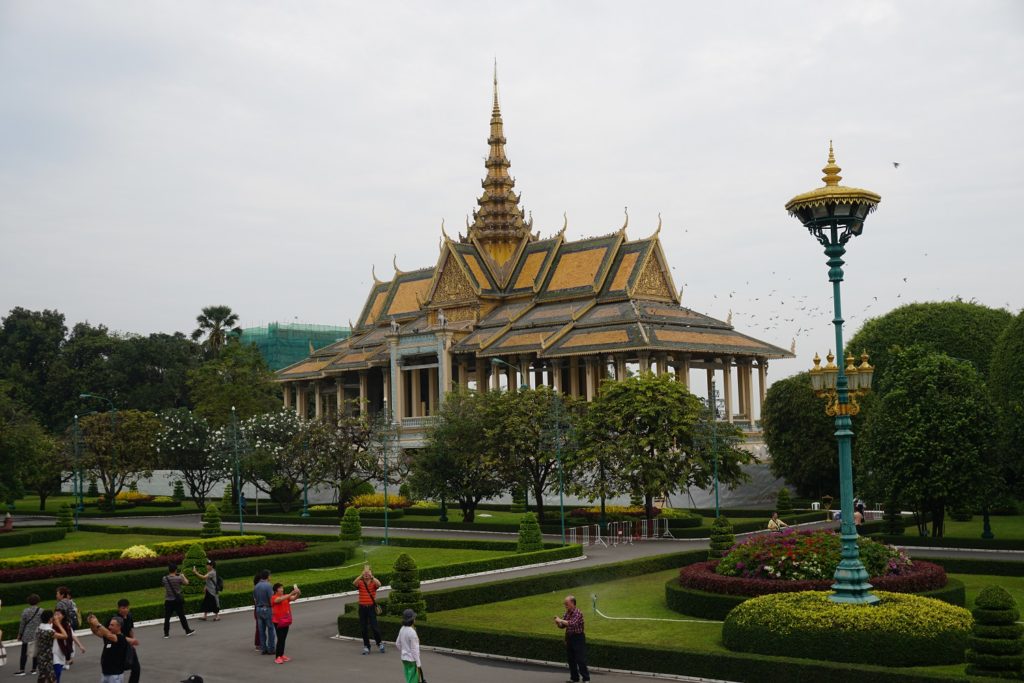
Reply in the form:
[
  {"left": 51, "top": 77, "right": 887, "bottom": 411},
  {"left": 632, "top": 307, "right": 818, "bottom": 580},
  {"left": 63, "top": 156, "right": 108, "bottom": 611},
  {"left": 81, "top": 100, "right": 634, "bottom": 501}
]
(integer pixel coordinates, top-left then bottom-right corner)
[
  {"left": 762, "top": 372, "right": 845, "bottom": 499},
  {"left": 108, "top": 333, "right": 200, "bottom": 412},
  {"left": 0, "top": 382, "right": 60, "bottom": 504},
  {"left": 189, "top": 343, "right": 279, "bottom": 427},
  {"left": 201, "top": 504, "right": 221, "bottom": 537},
  {"left": 989, "top": 310, "right": 1024, "bottom": 501},
  {"left": 388, "top": 553, "right": 426, "bottom": 619},
  {"left": 847, "top": 301, "right": 1012, "bottom": 387},
  {"left": 22, "top": 431, "right": 70, "bottom": 511},
  {"left": 239, "top": 409, "right": 304, "bottom": 511},
  {"left": 488, "top": 387, "right": 580, "bottom": 522},
  {"left": 860, "top": 347, "right": 998, "bottom": 536},
  {"left": 580, "top": 373, "right": 748, "bottom": 520},
  {"left": 191, "top": 305, "right": 242, "bottom": 356},
  {"left": 155, "top": 408, "right": 228, "bottom": 510},
  {"left": 0, "top": 308, "right": 67, "bottom": 428},
  {"left": 300, "top": 409, "right": 387, "bottom": 514},
  {"left": 411, "top": 389, "right": 505, "bottom": 523},
  {"left": 339, "top": 506, "right": 361, "bottom": 542},
  {"left": 516, "top": 511, "right": 543, "bottom": 552},
  {"left": 78, "top": 409, "right": 161, "bottom": 508}
]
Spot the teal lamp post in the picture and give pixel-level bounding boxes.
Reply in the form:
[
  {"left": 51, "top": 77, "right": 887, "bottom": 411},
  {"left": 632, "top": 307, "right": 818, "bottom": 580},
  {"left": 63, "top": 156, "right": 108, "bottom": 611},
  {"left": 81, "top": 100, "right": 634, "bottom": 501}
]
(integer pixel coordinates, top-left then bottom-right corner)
[
  {"left": 786, "top": 142, "right": 880, "bottom": 605},
  {"left": 230, "top": 406, "right": 245, "bottom": 534}
]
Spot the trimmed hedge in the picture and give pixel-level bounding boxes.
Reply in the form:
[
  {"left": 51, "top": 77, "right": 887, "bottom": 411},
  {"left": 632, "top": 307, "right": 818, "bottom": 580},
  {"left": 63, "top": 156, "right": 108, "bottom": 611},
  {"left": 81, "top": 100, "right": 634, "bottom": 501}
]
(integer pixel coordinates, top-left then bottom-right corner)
[
  {"left": 150, "top": 535, "right": 265, "bottom": 555},
  {"left": 921, "top": 556, "right": 1024, "bottom": 577},
  {"left": 336, "top": 618, "right": 960, "bottom": 683},
  {"left": 666, "top": 577, "right": 967, "bottom": 621},
  {"left": 875, "top": 534, "right": 1024, "bottom": 552},
  {"left": 722, "top": 590, "right": 973, "bottom": 667},
  {"left": 0, "top": 526, "right": 67, "bottom": 548}
]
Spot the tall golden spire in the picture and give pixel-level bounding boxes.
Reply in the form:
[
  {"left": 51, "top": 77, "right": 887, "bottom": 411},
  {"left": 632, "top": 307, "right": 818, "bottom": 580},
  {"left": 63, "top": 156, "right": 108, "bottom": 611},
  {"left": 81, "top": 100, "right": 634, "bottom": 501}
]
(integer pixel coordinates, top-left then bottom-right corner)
[{"left": 468, "top": 63, "right": 531, "bottom": 269}]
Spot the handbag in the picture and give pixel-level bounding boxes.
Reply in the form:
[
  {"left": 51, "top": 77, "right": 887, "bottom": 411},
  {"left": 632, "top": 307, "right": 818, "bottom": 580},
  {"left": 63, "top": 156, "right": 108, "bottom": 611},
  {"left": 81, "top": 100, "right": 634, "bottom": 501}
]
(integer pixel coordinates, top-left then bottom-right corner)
[
  {"left": 418, "top": 665, "right": 426, "bottom": 683},
  {"left": 363, "top": 579, "right": 382, "bottom": 616}
]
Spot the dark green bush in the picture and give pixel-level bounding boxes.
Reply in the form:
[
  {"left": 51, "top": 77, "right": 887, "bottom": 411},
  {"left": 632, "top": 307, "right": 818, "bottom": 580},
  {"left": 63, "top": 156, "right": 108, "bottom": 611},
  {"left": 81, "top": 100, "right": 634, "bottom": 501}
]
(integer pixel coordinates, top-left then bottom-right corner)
[
  {"left": 87, "top": 479, "right": 99, "bottom": 497},
  {"left": 220, "top": 482, "right": 234, "bottom": 513},
  {"left": 517, "top": 512, "right": 542, "bottom": 552},
  {"left": 181, "top": 544, "right": 208, "bottom": 595},
  {"left": 883, "top": 501, "right": 905, "bottom": 535},
  {"left": 56, "top": 503, "right": 74, "bottom": 529},
  {"left": 388, "top": 553, "right": 426, "bottom": 619},
  {"left": 201, "top": 504, "right": 221, "bottom": 537},
  {"left": 172, "top": 480, "right": 186, "bottom": 502},
  {"left": 708, "top": 516, "right": 734, "bottom": 559},
  {"left": 340, "top": 507, "right": 361, "bottom": 542},
  {"left": 776, "top": 488, "right": 793, "bottom": 515},
  {"left": 0, "top": 526, "right": 67, "bottom": 548}
]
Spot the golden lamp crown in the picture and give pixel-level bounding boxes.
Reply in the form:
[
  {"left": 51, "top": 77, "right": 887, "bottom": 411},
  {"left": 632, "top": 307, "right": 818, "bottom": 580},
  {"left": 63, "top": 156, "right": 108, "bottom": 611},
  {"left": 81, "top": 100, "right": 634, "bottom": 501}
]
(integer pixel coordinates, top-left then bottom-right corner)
[{"left": 809, "top": 350, "right": 874, "bottom": 416}]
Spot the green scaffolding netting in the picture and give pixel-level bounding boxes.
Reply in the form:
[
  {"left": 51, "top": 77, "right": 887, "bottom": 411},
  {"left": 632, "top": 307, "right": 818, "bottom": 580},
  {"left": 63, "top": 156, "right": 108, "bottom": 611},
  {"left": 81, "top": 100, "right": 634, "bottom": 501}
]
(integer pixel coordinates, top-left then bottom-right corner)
[{"left": 240, "top": 322, "right": 350, "bottom": 371}]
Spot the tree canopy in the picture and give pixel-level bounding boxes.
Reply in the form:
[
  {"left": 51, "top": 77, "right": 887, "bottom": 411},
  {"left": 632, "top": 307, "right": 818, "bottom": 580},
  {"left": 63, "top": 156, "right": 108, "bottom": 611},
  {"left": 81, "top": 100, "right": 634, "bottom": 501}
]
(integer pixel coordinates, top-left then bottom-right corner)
[
  {"left": 78, "top": 408, "right": 162, "bottom": 506},
  {"left": 300, "top": 409, "right": 388, "bottom": 513},
  {"left": 188, "top": 342, "right": 279, "bottom": 427},
  {"left": 988, "top": 310, "right": 1024, "bottom": 500},
  {"left": 191, "top": 305, "right": 242, "bottom": 356}
]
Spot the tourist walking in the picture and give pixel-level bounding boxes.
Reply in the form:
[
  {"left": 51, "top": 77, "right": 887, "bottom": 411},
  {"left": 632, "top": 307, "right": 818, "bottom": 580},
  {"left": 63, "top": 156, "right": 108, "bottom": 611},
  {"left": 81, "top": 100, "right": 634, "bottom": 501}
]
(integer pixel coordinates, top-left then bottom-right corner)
[
  {"left": 767, "top": 511, "right": 788, "bottom": 533},
  {"left": 271, "top": 583, "right": 301, "bottom": 664},
  {"left": 396, "top": 609, "right": 422, "bottom": 683},
  {"left": 53, "top": 589, "right": 84, "bottom": 671},
  {"left": 34, "top": 609, "right": 66, "bottom": 683},
  {"left": 113, "top": 599, "right": 141, "bottom": 683},
  {"left": 251, "top": 575, "right": 261, "bottom": 652},
  {"left": 192, "top": 560, "right": 221, "bottom": 620},
  {"left": 15, "top": 593, "right": 42, "bottom": 676},
  {"left": 554, "top": 595, "right": 590, "bottom": 683},
  {"left": 162, "top": 564, "right": 195, "bottom": 638},
  {"left": 353, "top": 565, "right": 385, "bottom": 655},
  {"left": 253, "top": 570, "right": 275, "bottom": 655},
  {"left": 85, "top": 613, "right": 130, "bottom": 683}
]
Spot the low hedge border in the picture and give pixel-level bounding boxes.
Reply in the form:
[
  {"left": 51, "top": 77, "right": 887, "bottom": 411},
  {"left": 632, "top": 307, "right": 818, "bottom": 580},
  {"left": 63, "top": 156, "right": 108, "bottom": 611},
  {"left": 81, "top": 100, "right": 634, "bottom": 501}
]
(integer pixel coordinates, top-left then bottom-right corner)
[
  {"left": 875, "top": 534, "right": 1024, "bottom": 552},
  {"left": 0, "top": 526, "right": 67, "bottom": 547},
  {"left": 0, "top": 543, "right": 350, "bottom": 608},
  {"left": 335, "top": 618, "right": 958, "bottom": 683},
  {"left": 665, "top": 576, "right": 967, "bottom": 621},
  {"left": 920, "top": 557, "right": 1024, "bottom": 577}
]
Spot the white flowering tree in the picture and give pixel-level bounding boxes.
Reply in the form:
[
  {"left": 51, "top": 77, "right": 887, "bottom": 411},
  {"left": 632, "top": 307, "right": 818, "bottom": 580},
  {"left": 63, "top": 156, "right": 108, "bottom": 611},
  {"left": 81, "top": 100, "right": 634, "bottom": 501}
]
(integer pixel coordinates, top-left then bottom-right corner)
[
  {"left": 240, "top": 409, "right": 308, "bottom": 512},
  {"left": 155, "top": 408, "right": 229, "bottom": 510}
]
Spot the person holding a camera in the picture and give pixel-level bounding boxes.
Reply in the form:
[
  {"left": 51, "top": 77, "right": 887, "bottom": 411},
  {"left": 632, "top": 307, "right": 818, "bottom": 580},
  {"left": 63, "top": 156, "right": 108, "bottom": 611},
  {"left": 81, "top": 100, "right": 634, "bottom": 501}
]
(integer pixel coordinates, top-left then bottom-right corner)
[{"left": 161, "top": 564, "right": 194, "bottom": 639}]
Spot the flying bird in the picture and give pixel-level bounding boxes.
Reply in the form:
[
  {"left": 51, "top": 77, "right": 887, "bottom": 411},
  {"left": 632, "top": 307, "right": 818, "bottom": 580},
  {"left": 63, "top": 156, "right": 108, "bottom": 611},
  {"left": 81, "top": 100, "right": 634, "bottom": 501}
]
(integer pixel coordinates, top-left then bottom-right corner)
[{"left": 893, "top": 162, "right": 900, "bottom": 169}]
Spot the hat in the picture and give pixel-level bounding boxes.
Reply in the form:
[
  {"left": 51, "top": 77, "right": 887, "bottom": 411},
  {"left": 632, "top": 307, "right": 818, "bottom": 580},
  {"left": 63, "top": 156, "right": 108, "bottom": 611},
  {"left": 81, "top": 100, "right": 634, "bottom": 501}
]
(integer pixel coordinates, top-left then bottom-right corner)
[
  {"left": 181, "top": 676, "right": 204, "bottom": 683},
  {"left": 402, "top": 608, "right": 416, "bottom": 625}
]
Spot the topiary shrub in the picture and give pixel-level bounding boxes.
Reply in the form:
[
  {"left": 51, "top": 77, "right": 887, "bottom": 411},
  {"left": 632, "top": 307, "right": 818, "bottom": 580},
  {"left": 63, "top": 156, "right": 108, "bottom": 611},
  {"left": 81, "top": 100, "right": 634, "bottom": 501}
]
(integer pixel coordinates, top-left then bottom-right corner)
[
  {"left": 181, "top": 543, "right": 208, "bottom": 594},
  {"left": 220, "top": 482, "right": 234, "bottom": 513},
  {"left": 172, "top": 480, "right": 186, "bottom": 502},
  {"left": 120, "top": 545, "right": 157, "bottom": 559},
  {"left": 87, "top": 478, "right": 99, "bottom": 497},
  {"left": 201, "top": 504, "right": 222, "bottom": 538},
  {"left": 723, "top": 590, "right": 973, "bottom": 667},
  {"left": 388, "top": 552, "right": 426, "bottom": 619},
  {"left": 517, "top": 512, "right": 543, "bottom": 552},
  {"left": 56, "top": 502, "right": 74, "bottom": 529},
  {"left": 966, "top": 585, "right": 1023, "bottom": 679},
  {"left": 776, "top": 488, "right": 793, "bottom": 516},
  {"left": 708, "top": 516, "right": 734, "bottom": 560},
  {"left": 340, "top": 507, "right": 361, "bottom": 542},
  {"left": 510, "top": 486, "right": 526, "bottom": 513},
  {"left": 398, "top": 483, "right": 412, "bottom": 501},
  {"left": 883, "top": 500, "right": 905, "bottom": 536}
]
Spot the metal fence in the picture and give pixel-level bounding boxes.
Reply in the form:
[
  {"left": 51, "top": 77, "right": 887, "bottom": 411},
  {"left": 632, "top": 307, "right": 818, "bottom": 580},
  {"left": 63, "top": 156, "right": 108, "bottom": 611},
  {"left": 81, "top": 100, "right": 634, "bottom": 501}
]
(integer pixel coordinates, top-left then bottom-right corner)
[{"left": 567, "top": 518, "right": 674, "bottom": 548}]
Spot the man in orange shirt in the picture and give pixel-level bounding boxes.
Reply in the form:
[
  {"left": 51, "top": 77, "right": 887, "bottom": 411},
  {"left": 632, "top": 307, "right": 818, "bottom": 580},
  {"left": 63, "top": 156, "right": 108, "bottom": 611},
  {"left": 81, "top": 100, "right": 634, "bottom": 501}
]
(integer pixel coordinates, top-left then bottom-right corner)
[{"left": 352, "top": 565, "right": 385, "bottom": 655}]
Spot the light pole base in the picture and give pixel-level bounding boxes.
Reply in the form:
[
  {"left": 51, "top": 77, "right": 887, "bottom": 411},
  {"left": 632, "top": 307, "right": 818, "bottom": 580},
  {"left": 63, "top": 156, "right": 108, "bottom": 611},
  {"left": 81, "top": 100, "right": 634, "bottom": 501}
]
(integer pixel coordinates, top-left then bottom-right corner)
[{"left": 830, "top": 558, "right": 880, "bottom": 605}]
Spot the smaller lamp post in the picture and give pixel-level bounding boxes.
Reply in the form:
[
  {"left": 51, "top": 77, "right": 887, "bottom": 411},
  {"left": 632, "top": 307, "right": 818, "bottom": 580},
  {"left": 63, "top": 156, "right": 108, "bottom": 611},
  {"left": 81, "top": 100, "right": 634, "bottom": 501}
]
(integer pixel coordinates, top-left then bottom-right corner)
[{"left": 231, "top": 406, "right": 244, "bottom": 534}]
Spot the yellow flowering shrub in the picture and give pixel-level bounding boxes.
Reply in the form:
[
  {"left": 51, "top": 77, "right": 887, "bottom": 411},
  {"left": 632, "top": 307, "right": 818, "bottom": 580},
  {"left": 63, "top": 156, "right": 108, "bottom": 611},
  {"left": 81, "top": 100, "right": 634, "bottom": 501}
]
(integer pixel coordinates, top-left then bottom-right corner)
[
  {"left": 351, "top": 493, "right": 411, "bottom": 509},
  {"left": 120, "top": 545, "right": 157, "bottom": 559}
]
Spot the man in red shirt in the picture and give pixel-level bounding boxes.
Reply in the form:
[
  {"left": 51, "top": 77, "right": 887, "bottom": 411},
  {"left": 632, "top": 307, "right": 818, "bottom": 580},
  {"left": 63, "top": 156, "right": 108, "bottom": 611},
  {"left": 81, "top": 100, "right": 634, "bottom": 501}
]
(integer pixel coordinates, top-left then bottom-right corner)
[
  {"left": 352, "top": 565, "right": 385, "bottom": 655},
  {"left": 554, "top": 595, "right": 590, "bottom": 683}
]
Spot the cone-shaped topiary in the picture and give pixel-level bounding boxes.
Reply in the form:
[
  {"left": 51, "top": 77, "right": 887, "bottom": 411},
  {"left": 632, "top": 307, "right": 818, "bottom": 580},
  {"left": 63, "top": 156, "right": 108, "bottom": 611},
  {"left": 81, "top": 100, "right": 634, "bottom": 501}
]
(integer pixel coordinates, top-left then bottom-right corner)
[
  {"left": 388, "top": 552, "right": 426, "bottom": 619},
  {"left": 340, "top": 506, "right": 361, "bottom": 542},
  {"left": 56, "top": 502, "right": 74, "bottom": 529},
  {"left": 201, "top": 504, "right": 222, "bottom": 537},
  {"left": 966, "top": 585, "right": 1023, "bottom": 679},
  {"left": 181, "top": 543, "right": 208, "bottom": 595},
  {"left": 517, "top": 511, "right": 543, "bottom": 552},
  {"left": 884, "top": 500, "right": 905, "bottom": 536},
  {"left": 709, "top": 516, "right": 735, "bottom": 560},
  {"left": 87, "top": 478, "right": 99, "bottom": 497},
  {"left": 172, "top": 480, "right": 186, "bottom": 502},
  {"left": 776, "top": 488, "right": 793, "bottom": 516},
  {"left": 220, "top": 482, "right": 234, "bottom": 513},
  {"left": 510, "top": 486, "right": 526, "bottom": 513}
]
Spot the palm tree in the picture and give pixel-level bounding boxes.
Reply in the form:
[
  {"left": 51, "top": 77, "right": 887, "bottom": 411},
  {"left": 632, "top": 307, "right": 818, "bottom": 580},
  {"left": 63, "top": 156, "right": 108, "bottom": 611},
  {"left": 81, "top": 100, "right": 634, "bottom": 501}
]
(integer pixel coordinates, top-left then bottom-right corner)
[{"left": 191, "top": 305, "right": 242, "bottom": 354}]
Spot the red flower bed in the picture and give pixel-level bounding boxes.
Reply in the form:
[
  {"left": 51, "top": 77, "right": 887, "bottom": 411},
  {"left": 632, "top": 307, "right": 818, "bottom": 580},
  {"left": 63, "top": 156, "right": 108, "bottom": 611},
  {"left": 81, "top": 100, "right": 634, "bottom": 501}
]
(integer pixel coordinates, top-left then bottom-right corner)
[
  {"left": 0, "top": 540, "right": 307, "bottom": 584},
  {"left": 678, "top": 559, "right": 947, "bottom": 597}
]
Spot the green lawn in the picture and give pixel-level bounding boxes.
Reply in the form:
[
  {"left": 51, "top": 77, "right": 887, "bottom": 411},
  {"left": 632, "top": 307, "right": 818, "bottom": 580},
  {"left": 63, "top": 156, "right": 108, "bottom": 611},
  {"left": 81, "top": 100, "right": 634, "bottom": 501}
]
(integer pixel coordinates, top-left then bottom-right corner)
[
  {"left": 939, "top": 515, "right": 1024, "bottom": 540},
  {"left": 951, "top": 572, "right": 1024, "bottom": 609},
  {"left": 9, "top": 494, "right": 200, "bottom": 514},
  {"left": 0, "top": 530, "right": 194, "bottom": 559}
]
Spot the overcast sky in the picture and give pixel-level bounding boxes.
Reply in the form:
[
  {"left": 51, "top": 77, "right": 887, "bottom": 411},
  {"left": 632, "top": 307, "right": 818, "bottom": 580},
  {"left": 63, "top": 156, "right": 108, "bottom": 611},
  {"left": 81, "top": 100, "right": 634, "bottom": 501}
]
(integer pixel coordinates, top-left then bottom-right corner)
[{"left": 2, "top": 1, "right": 1022, "bottom": 384}]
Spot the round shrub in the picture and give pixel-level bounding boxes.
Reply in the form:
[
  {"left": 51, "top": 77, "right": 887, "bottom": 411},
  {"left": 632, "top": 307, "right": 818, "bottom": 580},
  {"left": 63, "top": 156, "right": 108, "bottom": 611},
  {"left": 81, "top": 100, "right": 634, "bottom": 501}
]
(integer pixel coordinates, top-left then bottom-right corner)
[
  {"left": 716, "top": 529, "right": 910, "bottom": 581},
  {"left": 967, "top": 585, "right": 1024, "bottom": 678},
  {"left": 56, "top": 503, "right": 74, "bottom": 529},
  {"left": 201, "top": 504, "right": 222, "bottom": 538},
  {"left": 120, "top": 545, "right": 157, "bottom": 559},
  {"left": 517, "top": 512, "right": 543, "bottom": 553},
  {"left": 708, "top": 516, "right": 734, "bottom": 560},
  {"left": 340, "top": 507, "right": 361, "bottom": 542},
  {"left": 722, "top": 590, "right": 972, "bottom": 666},
  {"left": 181, "top": 544, "right": 208, "bottom": 595}
]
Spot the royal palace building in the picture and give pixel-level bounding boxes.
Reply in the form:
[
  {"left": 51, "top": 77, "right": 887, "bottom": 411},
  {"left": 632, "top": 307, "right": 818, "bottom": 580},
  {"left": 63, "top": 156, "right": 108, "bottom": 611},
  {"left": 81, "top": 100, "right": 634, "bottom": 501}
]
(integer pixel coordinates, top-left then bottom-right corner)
[{"left": 276, "top": 77, "right": 793, "bottom": 450}]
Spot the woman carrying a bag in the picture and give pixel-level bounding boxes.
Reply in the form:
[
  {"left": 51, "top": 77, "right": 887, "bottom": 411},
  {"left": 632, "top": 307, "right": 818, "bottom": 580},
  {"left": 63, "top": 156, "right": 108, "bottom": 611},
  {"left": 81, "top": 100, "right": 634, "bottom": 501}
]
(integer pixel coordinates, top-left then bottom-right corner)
[
  {"left": 192, "top": 560, "right": 221, "bottom": 621},
  {"left": 396, "top": 609, "right": 425, "bottom": 683},
  {"left": 352, "top": 565, "right": 384, "bottom": 655},
  {"left": 270, "top": 583, "right": 300, "bottom": 664}
]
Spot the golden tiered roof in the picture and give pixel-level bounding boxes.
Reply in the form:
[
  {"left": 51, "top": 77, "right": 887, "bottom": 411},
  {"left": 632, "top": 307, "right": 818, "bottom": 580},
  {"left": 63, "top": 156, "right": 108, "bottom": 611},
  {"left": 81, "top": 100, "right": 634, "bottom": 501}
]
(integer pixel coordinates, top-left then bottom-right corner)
[{"left": 277, "top": 77, "right": 792, "bottom": 382}]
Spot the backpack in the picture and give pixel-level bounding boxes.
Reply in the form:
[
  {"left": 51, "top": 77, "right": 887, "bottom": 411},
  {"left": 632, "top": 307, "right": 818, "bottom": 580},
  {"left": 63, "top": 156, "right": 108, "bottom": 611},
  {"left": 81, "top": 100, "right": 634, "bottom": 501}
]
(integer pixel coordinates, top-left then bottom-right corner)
[
  {"left": 69, "top": 600, "right": 80, "bottom": 630},
  {"left": 215, "top": 573, "right": 224, "bottom": 593}
]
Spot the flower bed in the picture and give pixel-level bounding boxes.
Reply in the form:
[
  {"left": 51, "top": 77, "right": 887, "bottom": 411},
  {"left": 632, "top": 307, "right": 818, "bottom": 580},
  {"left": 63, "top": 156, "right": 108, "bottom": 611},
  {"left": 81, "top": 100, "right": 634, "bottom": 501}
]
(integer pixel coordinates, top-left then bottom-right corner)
[
  {"left": 678, "top": 559, "right": 949, "bottom": 597},
  {"left": 0, "top": 540, "right": 306, "bottom": 583},
  {"left": 716, "top": 529, "right": 910, "bottom": 581},
  {"left": 570, "top": 505, "right": 660, "bottom": 521},
  {"left": 722, "top": 590, "right": 973, "bottom": 666}
]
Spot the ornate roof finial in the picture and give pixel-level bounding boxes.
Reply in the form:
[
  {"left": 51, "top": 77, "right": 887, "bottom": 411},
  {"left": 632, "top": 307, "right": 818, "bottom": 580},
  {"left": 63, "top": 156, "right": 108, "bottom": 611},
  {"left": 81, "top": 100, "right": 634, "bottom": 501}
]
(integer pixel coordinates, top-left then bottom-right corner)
[
  {"left": 441, "top": 218, "right": 449, "bottom": 241},
  {"left": 621, "top": 206, "right": 629, "bottom": 231},
  {"left": 654, "top": 212, "right": 662, "bottom": 237},
  {"left": 393, "top": 254, "right": 404, "bottom": 275},
  {"left": 822, "top": 139, "right": 842, "bottom": 187},
  {"left": 371, "top": 265, "right": 382, "bottom": 285}
]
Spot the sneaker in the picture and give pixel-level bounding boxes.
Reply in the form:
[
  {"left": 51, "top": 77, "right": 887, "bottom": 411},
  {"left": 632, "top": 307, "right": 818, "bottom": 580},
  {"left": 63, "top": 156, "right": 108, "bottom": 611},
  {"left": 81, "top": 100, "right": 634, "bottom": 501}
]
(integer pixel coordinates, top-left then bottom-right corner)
[
  {"left": 186, "top": 630, "right": 195, "bottom": 636},
  {"left": 361, "top": 647, "right": 370, "bottom": 655},
  {"left": 274, "top": 657, "right": 284, "bottom": 664},
  {"left": 163, "top": 634, "right": 170, "bottom": 639},
  {"left": 378, "top": 643, "right": 386, "bottom": 653},
  {"left": 13, "top": 672, "right": 26, "bottom": 677},
  {"left": 281, "top": 656, "right": 291, "bottom": 662}
]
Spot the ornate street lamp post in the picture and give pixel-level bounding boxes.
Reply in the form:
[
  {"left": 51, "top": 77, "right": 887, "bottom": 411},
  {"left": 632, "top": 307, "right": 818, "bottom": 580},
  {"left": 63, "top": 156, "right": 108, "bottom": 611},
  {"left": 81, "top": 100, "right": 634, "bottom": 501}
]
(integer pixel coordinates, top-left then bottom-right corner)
[
  {"left": 231, "top": 406, "right": 245, "bottom": 534},
  {"left": 786, "top": 142, "right": 881, "bottom": 605}
]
